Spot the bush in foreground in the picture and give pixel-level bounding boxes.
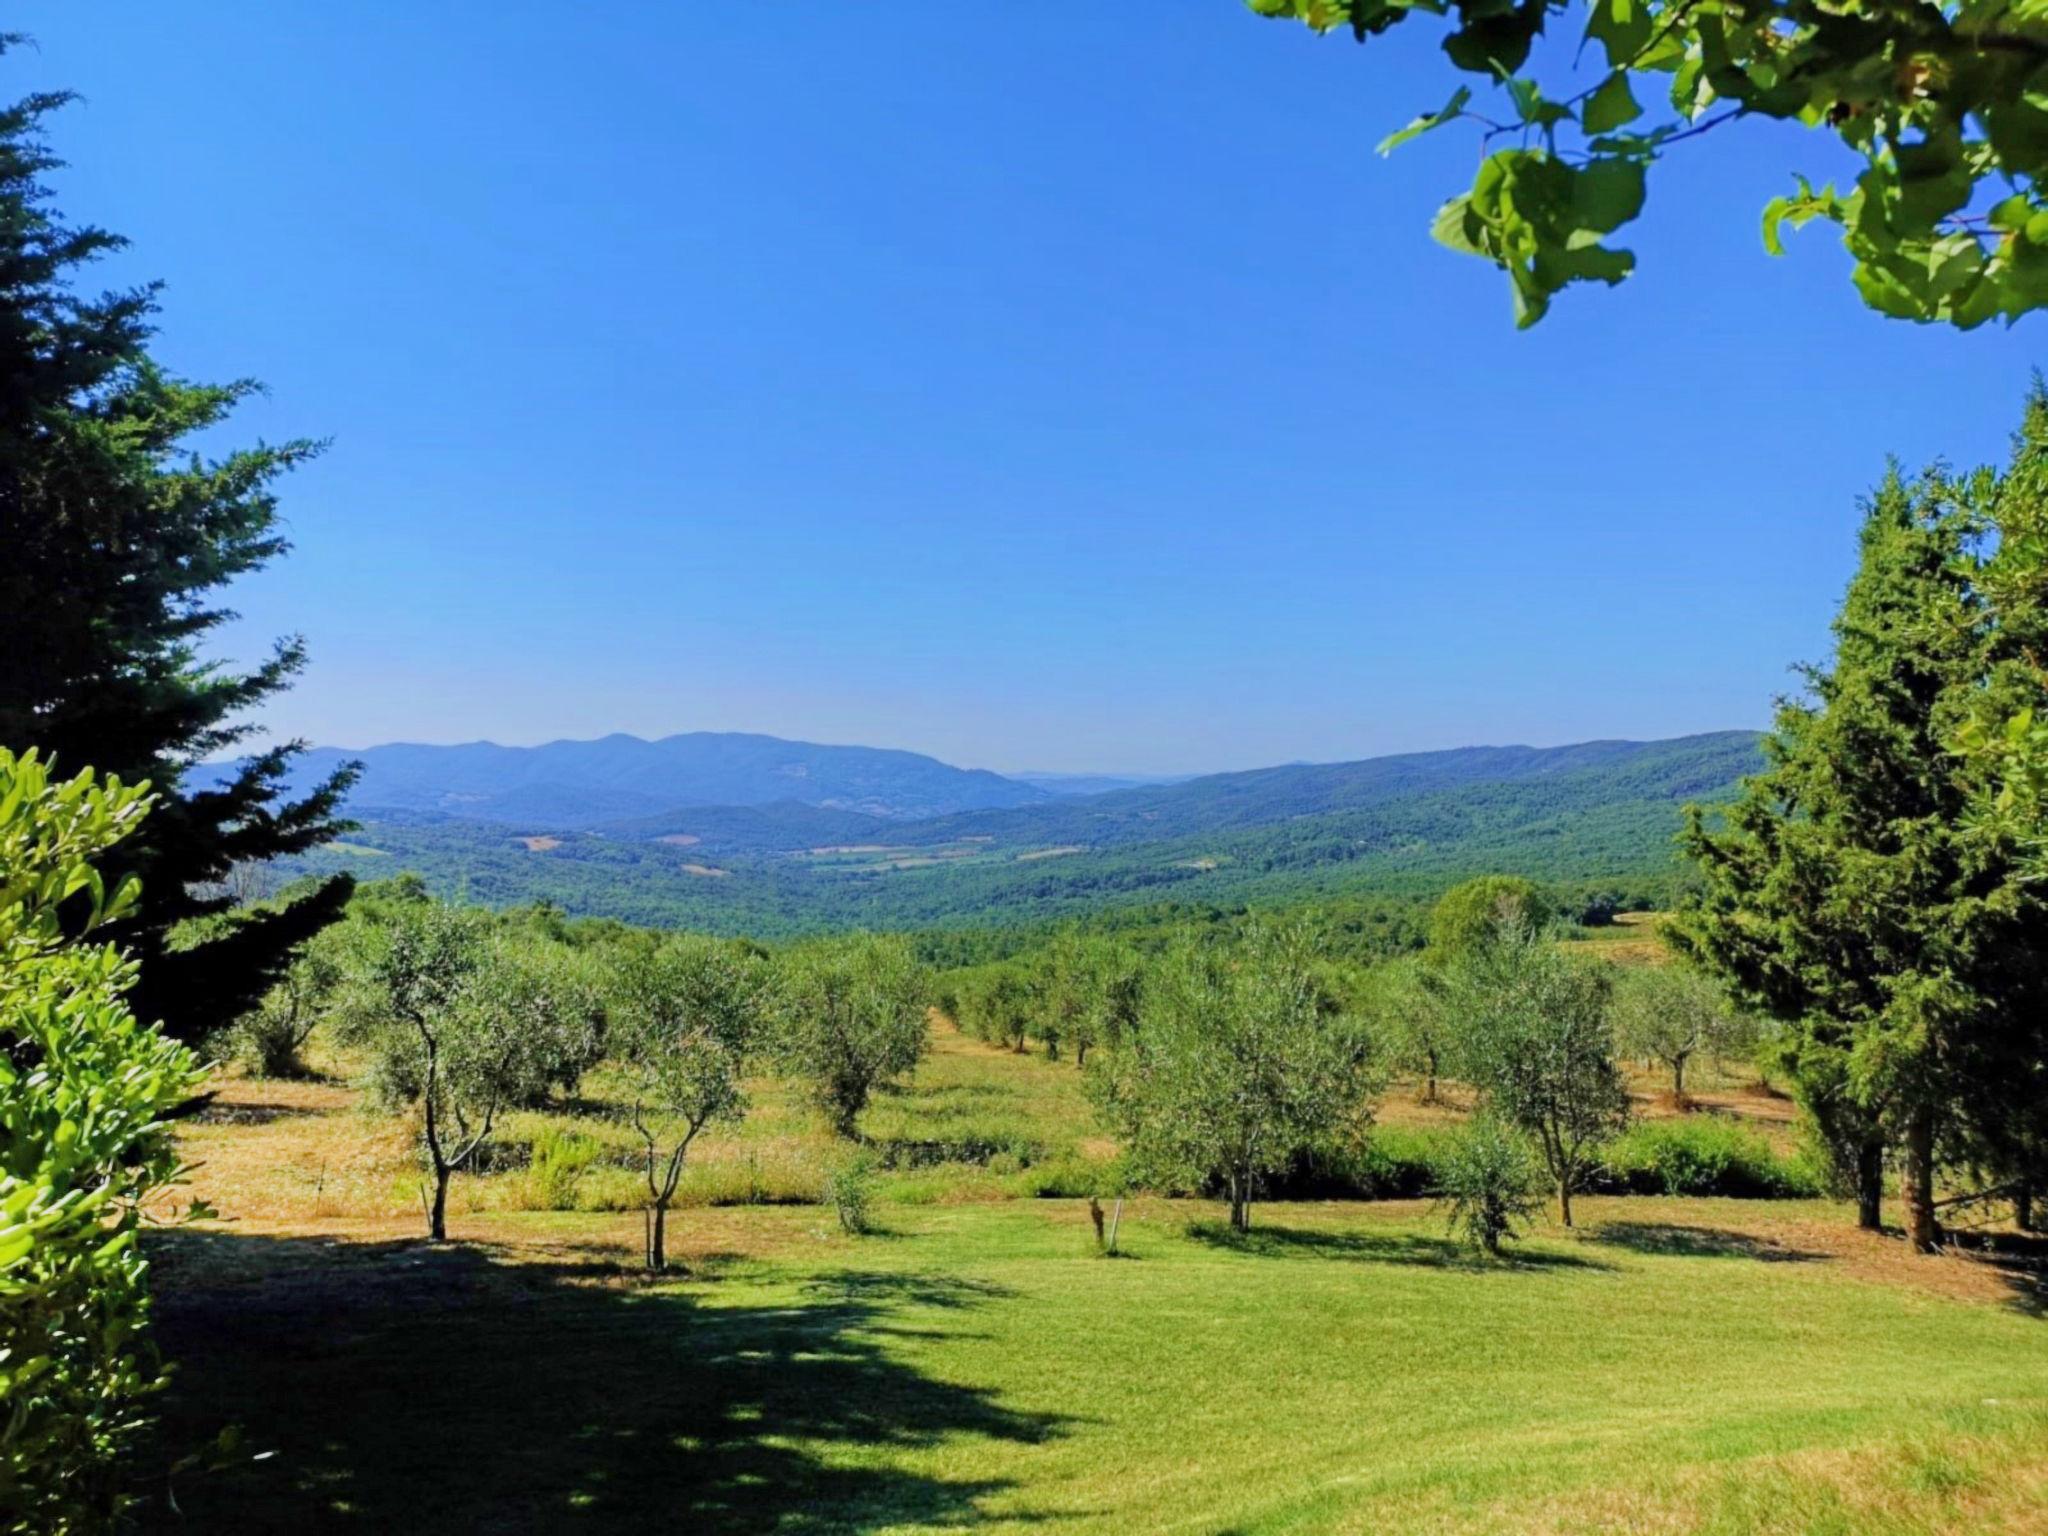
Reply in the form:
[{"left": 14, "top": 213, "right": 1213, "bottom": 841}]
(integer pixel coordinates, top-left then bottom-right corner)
[{"left": 0, "top": 750, "right": 202, "bottom": 1534}]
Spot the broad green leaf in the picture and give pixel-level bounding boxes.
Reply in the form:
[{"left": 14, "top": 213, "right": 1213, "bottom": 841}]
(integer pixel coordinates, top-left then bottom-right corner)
[{"left": 1581, "top": 74, "right": 1641, "bottom": 135}]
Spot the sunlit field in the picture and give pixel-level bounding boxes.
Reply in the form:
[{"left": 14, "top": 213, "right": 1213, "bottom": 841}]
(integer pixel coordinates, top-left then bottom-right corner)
[{"left": 142, "top": 1019, "right": 2048, "bottom": 1535}]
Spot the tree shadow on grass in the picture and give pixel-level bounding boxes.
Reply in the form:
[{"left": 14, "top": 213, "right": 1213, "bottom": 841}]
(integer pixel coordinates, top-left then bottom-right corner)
[
  {"left": 1943, "top": 1228, "right": 2048, "bottom": 1318},
  {"left": 137, "top": 1228, "right": 1071, "bottom": 1534},
  {"left": 1589, "top": 1222, "right": 1825, "bottom": 1263},
  {"left": 1183, "top": 1219, "right": 1611, "bottom": 1272},
  {"left": 189, "top": 1100, "right": 326, "bottom": 1127}
]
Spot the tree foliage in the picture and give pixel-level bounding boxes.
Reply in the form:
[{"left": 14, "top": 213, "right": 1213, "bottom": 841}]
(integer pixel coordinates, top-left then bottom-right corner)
[
  {"left": 1093, "top": 923, "right": 1377, "bottom": 1232},
  {"left": 1676, "top": 428, "right": 2048, "bottom": 1246},
  {"left": 1250, "top": 0, "right": 2048, "bottom": 327},
  {"left": 0, "top": 750, "right": 201, "bottom": 1534},
  {"left": 1427, "top": 875, "right": 1557, "bottom": 958},
  {"left": 610, "top": 936, "right": 768, "bottom": 1270},
  {"left": 338, "top": 905, "right": 602, "bottom": 1240},
  {"left": 1448, "top": 921, "right": 1629, "bottom": 1226},
  {"left": 0, "top": 62, "right": 355, "bottom": 1043},
  {"left": 773, "top": 934, "right": 931, "bottom": 1139}
]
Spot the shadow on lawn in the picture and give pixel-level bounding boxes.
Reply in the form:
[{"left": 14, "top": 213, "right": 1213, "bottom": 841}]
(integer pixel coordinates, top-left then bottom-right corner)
[
  {"left": 1944, "top": 1228, "right": 2048, "bottom": 1318},
  {"left": 1184, "top": 1219, "right": 1610, "bottom": 1271},
  {"left": 137, "top": 1229, "right": 1069, "bottom": 1534},
  {"left": 1590, "top": 1222, "right": 1826, "bottom": 1263}
]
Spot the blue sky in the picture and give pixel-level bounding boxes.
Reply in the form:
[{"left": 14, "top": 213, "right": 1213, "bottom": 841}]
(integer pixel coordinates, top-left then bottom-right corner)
[{"left": 20, "top": 4, "right": 2022, "bottom": 775}]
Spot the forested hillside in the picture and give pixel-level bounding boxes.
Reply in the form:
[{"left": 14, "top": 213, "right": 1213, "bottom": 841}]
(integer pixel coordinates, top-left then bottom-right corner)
[{"left": 285, "top": 732, "right": 1761, "bottom": 935}]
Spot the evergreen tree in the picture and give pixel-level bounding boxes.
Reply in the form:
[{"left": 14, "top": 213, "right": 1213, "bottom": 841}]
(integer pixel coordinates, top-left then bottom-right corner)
[
  {"left": 1675, "top": 449, "right": 2048, "bottom": 1250},
  {"left": 1953, "top": 386, "right": 2048, "bottom": 1230},
  {"left": 0, "top": 70, "right": 355, "bottom": 1041}
]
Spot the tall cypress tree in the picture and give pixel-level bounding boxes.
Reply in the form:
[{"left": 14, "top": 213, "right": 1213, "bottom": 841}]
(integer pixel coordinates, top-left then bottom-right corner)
[
  {"left": 0, "top": 68, "right": 355, "bottom": 1040},
  {"left": 1676, "top": 442, "right": 2048, "bottom": 1251}
]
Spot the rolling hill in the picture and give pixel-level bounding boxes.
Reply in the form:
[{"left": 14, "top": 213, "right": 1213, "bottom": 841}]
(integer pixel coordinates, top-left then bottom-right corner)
[
  {"left": 203, "top": 731, "right": 1051, "bottom": 826},
  {"left": 278, "top": 731, "right": 1764, "bottom": 937}
]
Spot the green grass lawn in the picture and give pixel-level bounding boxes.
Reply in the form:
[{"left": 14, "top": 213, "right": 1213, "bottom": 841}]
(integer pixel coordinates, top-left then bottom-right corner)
[{"left": 141, "top": 1194, "right": 2048, "bottom": 1534}]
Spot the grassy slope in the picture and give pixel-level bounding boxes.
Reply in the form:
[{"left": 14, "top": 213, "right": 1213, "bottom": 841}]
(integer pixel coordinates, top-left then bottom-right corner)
[
  {"left": 142, "top": 1017, "right": 2048, "bottom": 1535},
  {"left": 144, "top": 1198, "right": 2048, "bottom": 1534}
]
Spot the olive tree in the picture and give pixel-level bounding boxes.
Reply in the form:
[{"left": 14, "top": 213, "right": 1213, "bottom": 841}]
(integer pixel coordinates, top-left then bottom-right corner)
[
  {"left": 961, "top": 963, "right": 1033, "bottom": 1053},
  {"left": 1610, "top": 964, "right": 1744, "bottom": 1102},
  {"left": 1449, "top": 922, "right": 1629, "bottom": 1227},
  {"left": 340, "top": 907, "right": 588, "bottom": 1240},
  {"left": 1093, "top": 922, "right": 1376, "bottom": 1233},
  {"left": 1434, "top": 1113, "right": 1545, "bottom": 1257},
  {"left": 1361, "top": 954, "right": 1457, "bottom": 1104},
  {"left": 610, "top": 936, "right": 768, "bottom": 1271},
  {"left": 1031, "top": 933, "right": 1095, "bottom": 1063},
  {"left": 224, "top": 921, "right": 345, "bottom": 1078},
  {"left": 775, "top": 934, "right": 931, "bottom": 1138}
]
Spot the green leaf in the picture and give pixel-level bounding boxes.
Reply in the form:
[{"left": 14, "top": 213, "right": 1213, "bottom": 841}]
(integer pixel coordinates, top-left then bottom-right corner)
[
  {"left": 1572, "top": 157, "right": 1647, "bottom": 234},
  {"left": 1584, "top": 0, "right": 1652, "bottom": 70},
  {"left": 1431, "top": 193, "right": 1485, "bottom": 255},
  {"left": 1377, "top": 85, "right": 1472, "bottom": 156},
  {"left": 1581, "top": 74, "right": 1641, "bottom": 135}
]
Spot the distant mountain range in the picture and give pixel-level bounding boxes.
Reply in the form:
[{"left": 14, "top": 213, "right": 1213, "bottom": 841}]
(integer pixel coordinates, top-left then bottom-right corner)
[
  {"left": 1008, "top": 771, "right": 1194, "bottom": 797},
  {"left": 207, "top": 731, "right": 1051, "bottom": 825},
  {"left": 274, "top": 729, "right": 1765, "bottom": 938}
]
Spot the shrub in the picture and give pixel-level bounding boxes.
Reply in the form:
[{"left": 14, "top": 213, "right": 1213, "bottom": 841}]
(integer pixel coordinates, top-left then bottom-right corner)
[
  {"left": 1012, "top": 1153, "right": 1123, "bottom": 1200},
  {"left": 0, "top": 751, "right": 202, "bottom": 1532},
  {"left": 1343, "top": 1126, "right": 1456, "bottom": 1199},
  {"left": 825, "top": 1152, "right": 880, "bottom": 1235},
  {"left": 1434, "top": 1115, "right": 1545, "bottom": 1256},
  {"left": 1599, "top": 1118, "right": 1823, "bottom": 1198},
  {"left": 223, "top": 932, "right": 343, "bottom": 1078},
  {"left": 520, "top": 1127, "right": 606, "bottom": 1211}
]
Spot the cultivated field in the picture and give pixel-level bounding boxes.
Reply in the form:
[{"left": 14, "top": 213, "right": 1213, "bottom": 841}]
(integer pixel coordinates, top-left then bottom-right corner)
[{"left": 139, "top": 1021, "right": 2048, "bottom": 1534}]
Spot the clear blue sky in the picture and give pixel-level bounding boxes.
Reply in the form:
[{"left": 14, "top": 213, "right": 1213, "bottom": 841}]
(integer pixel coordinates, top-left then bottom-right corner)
[{"left": 20, "top": 4, "right": 2025, "bottom": 775}]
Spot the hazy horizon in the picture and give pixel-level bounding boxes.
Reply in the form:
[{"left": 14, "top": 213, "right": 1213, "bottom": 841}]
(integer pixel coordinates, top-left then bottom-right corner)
[{"left": 245, "top": 720, "right": 1762, "bottom": 784}]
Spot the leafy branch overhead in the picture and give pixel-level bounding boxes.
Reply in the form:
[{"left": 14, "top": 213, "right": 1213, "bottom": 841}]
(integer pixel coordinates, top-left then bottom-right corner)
[{"left": 1250, "top": 0, "right": 2048, "bottom": 327}]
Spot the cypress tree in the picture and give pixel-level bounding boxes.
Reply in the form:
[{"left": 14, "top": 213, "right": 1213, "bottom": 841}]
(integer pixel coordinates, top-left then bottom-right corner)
[
  {"left": 0, "top": 67, "right": 356, "bottom": 1040},
  {"left": 1675, "top": 448, "right": 2048, "bottom": 1251}
]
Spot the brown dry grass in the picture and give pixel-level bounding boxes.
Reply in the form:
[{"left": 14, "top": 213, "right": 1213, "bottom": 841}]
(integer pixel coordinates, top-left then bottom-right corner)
[{"left": 1560, "top": 909, "right": 1676, "bottom": 967}]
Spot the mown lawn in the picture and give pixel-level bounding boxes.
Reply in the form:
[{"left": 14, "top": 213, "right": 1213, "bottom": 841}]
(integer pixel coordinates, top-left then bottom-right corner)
[
  {"left": 140, "top": 1191, "right": 2048, "bottom": 1534},
  {"left": 138, "top": 1018, "right": 2047, "bottom": 1533}
]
